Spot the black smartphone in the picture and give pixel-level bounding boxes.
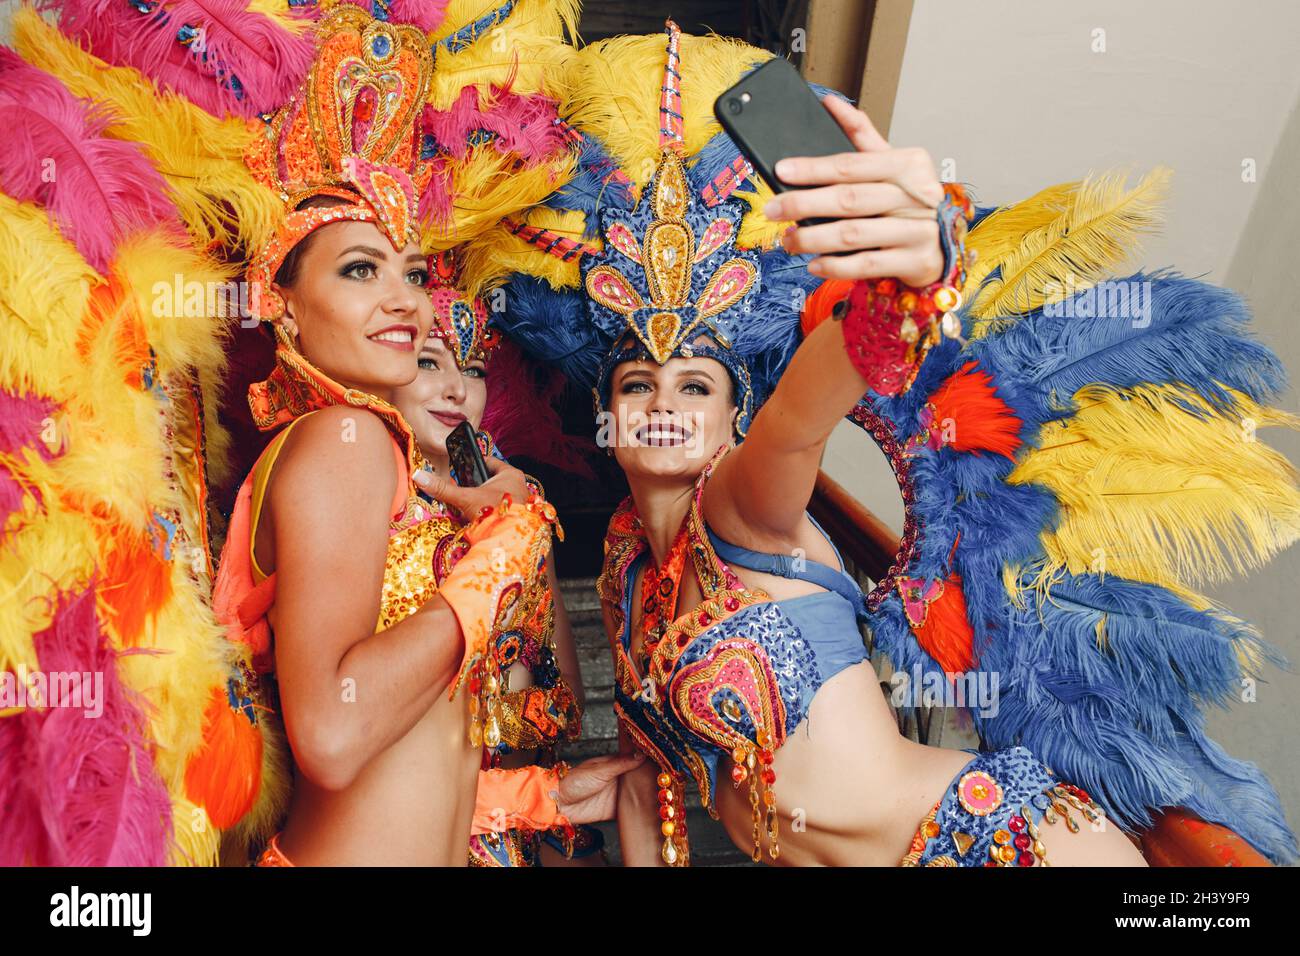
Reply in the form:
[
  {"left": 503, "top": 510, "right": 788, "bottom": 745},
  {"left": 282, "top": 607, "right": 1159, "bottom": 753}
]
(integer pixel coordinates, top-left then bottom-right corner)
[
  {"left": 446, "top": 420, "right": 491, "bottom": 488},
  {"left": 714, "top": 57, "right": 857, "bottom": 226}
]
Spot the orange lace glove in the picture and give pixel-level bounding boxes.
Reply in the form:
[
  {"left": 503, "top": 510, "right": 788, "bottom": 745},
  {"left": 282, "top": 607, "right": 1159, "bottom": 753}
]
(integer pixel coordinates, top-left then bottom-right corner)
[
  {"left": 436, "top": 493, "right": 558, "bottom": 700},
  {"left": 471, "top": 764, "right": 571, "bottom": 835}
]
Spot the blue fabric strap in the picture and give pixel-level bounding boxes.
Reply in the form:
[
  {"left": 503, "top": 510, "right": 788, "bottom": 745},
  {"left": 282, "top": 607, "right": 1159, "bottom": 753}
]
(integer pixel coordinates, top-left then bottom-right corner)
[{"left": 705, "top": 524, "right": 866, "bottom": 616}]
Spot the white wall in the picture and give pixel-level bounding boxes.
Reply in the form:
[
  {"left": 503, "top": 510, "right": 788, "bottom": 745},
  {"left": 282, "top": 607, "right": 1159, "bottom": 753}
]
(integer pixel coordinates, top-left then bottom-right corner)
[{"left": 823, "top": 0, "right": 1300, "bottom": 842}]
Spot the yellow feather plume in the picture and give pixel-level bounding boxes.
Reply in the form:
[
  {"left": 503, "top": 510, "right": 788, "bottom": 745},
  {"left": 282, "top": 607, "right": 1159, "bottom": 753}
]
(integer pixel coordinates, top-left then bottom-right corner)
[
  {"left": 560, "top": 32, "right": 770, "bottom": 186},
  {"left": 1009, "top": 382, "right": 1300, "bottom": 595},
  {"left": 422, "top": 149, "right": 576, "bottom": 252},
  {"left": 964, "top": 179, "right": 1076, "bottom": 297},
  {"left": 426, "top": 0, "right": 578, "bottom": 108},
  {"left": 456, "top": 207, "right": 588, "bottom": 295},
  {"left": 11, "top": 7, "right": 281, "bottom": 258},
  {"left": 0, "top": 195, "right": 96, "bottom": 399},
  {"left": 966, "top": 168, "right": 1170, "bottom": 337},
  {"left": 248, "top": 0, "right": 313, "bottom": 34}
]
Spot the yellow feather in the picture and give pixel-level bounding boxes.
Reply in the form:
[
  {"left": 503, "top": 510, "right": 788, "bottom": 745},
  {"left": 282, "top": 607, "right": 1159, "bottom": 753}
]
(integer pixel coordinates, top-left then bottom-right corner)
[
  {"left": 964, "top": 179, "right": 1077, "bottom": 300},
  {"left": 560, "top": 33, "right": 771, "bottom": 187},
  {"left": 0, "top": 195, "right": 95, "bottom": 400},
  {"left": 0, "top": 507, "right": 96, "bottom": 674},
  {"left": 12, "top": 8, "right": 280, "bottom": 258},
  {"left": 1009, "top": 382, "right": 1300, "bottom": 594},
  {"left": 421, "top": 149, "right": 577, "bottom": 251},
  {"left": 967, "top": 168, "right": 1170, "bottom": 337},
  {"left": 247, "top": 0, "right": 313, "bottom": 33},
  {"left": 168, "top": 798, "right": 222, "bottom": 867},
  {"left": 457, "top": 207, "right": 589, "bottom": 297},
  {"left": 426, "top": 0, "right": 577, "bottom": 107}
]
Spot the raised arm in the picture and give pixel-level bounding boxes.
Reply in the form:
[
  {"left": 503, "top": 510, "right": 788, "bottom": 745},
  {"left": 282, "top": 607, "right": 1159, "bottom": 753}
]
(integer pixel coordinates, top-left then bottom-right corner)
[
  {"left": 704, "top": 95, "right": 952, "bottom": 544},
  {"left": 266, "top": 405, "right": 464, "bottom": 791}
]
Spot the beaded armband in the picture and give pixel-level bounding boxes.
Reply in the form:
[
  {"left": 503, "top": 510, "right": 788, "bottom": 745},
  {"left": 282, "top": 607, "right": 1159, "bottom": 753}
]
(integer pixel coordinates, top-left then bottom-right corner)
[
  {"left": 841, "top": 182, "right": 975, "bottom": 397},
  {"left": 900, "top": 747, "right": 1109, "bottom": 867}
]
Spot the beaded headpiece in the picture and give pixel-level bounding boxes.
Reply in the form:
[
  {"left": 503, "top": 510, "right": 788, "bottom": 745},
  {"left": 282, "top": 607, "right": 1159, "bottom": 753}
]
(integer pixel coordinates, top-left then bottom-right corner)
[
  {"left": 482, "top": 21, "right": 819, "bottom": 438},
  {"left": 244, "top": 4, "right": 434, "bottom": 321},
  {"left": 428, "top": 250, "right": 500, "bottom": 370}
]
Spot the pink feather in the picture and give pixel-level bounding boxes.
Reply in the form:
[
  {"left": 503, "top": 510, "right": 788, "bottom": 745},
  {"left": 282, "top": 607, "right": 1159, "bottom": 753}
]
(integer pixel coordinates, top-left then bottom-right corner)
[
  {"left": 483, "top": 338, "right": 597, "bottom": 480},
  {"left": 422, "top": 85, "right": 567, "bottom": 164},
  {"left": 0, "top": 587, "right": 172, "bottom": 866},
  {"left": 42, "top": 0, "right": 317, "bottom": 119},
  {"left": 344, "top": 0, "right": 451, "bottom": 32},
  {"left": 0, "top": 49, "right": 183, "bottom": 272},
  {"left": 0, "top": 390, "right": 61, "bottom": 459},
  {"left": 390, "top": 0, "right": 452, "bottom": 31},
  {"left": 0, "top": 390, "right": 62, "bottom": 526}
]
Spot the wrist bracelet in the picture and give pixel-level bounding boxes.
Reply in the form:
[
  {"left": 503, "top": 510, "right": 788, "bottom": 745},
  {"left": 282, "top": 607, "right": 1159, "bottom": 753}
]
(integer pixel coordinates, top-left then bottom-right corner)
[{"left": 841, "top": 182, "right": 976, "bottom": 396}]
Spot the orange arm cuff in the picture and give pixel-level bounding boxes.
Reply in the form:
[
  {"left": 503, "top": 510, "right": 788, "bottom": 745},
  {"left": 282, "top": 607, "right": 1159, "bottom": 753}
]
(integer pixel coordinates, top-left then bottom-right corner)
[{"left": 471, "top": 765, "right": 570, "bottom": 835}]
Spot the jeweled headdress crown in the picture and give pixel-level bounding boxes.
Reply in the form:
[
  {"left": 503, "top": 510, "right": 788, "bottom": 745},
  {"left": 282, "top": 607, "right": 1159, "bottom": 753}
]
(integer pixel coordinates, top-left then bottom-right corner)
[
  {"left": 428, "top": 250, "right": 500, "bottom": 369},
  {"left": 244, "top": 4, "right": 434, "bottom": 321}
]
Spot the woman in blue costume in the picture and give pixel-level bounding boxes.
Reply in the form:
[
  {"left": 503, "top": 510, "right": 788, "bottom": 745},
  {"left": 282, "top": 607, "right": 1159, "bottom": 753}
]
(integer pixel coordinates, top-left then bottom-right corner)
[{"left": 471, "top": 23, "right": 1299, "bottom": 866}]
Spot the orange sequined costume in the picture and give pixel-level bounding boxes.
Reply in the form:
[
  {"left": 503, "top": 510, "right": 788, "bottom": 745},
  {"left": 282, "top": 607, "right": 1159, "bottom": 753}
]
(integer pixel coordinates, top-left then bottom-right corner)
[{"left": 202, "top": 6, "right": 569, "bottom": 864}]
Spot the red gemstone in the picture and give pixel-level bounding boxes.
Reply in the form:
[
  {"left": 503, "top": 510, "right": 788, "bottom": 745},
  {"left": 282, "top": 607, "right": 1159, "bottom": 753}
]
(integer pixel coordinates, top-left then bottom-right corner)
[
  {"left": 1014, "top": 833, "right": 1031, "bottom": 850},
  {"left": 1075, "top": 788, "right": 1091, "bottom": 803},
  {"left": 1017, "top": 851, "right": 1035, "bottom": 867},
  {"left": 761, "top": 768, "right": 776, "bottom": 785},
  {"left": 658, "top": 805, "right": 675, "bottom": 821},
  {"left": 657, "top": 789, "right": 670, "bottom": 804},
  {"left": 759, "top": 750, "right": 774, "bottom": 766},
  {"left": 724, "top": 597, "right": 740, "bottom": 611},
  {"left": 1009, "top": 815, "right": 1026, "bottom": 832},
  {"left": 697, "top": 613, "right": 711, "bottom": 626}
]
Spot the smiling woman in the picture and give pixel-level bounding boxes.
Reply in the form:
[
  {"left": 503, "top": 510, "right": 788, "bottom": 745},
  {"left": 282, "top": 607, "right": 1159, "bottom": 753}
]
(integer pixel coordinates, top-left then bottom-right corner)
[{"left": 198, "top": 6, "right": 641, "bottom": 867}]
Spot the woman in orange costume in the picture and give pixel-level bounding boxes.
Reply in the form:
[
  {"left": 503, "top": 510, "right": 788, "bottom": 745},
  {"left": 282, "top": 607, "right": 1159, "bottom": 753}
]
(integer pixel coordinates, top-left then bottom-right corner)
[{"left": 210, "top": 6, "right": 639, "bottom": 866}]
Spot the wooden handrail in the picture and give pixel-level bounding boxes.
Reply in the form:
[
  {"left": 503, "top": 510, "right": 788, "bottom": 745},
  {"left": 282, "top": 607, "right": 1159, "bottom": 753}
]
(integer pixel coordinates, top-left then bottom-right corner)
[
  {"left": 808, "top": 469, "right": 900, "bottom": 581},
  {"left": 806, "top": 467, "right": 1272, "bottom": 867}
]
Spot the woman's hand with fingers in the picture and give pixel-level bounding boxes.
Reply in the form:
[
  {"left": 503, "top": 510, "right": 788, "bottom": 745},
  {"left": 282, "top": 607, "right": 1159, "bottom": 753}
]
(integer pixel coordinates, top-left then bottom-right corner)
[
  {"left": 413, "top": 455, "right": 530, "bottom": 519},
  {"left": 762, "top": 94, "right": 945, "bottom": 287}
]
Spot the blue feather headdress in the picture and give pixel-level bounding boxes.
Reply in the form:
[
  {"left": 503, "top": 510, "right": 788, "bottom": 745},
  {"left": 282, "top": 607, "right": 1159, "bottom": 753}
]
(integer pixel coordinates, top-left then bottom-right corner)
[{"left": 486, "top": 20, "right": 819, "bottom": 436}]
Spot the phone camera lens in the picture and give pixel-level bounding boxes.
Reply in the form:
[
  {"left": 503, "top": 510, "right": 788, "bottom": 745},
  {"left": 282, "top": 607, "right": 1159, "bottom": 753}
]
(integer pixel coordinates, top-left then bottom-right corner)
[{"left": 726, "top": 97, "right": 743, "bottom": 115}]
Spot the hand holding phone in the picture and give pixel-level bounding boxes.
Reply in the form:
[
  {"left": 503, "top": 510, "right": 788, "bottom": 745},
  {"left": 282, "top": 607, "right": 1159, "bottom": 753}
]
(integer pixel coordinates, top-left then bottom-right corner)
[
  {"left": 445, "top": 420, "right": 491, "bottom": 488},
  {"left": 714, "top": 59, "right": 946, "bottom": 285}
]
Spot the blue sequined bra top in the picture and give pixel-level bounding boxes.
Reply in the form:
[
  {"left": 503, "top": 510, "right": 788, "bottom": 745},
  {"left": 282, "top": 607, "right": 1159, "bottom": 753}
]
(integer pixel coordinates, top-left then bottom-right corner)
[{"left": 597, "top": 460, "right": 871, "bottom": 863}]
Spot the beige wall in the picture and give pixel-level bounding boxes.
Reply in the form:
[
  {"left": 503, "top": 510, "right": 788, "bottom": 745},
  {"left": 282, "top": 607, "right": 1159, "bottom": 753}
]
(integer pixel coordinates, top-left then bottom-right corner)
[{"left": 823, "top": 0, "right": 1300, "bottom": 838}]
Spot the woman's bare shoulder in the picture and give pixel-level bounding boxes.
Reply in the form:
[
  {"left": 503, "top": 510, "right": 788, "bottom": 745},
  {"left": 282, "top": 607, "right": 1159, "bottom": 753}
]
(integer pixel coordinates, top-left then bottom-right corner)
[{"left": 1036, "top": 816, "right": 1149, "bottom": 867}]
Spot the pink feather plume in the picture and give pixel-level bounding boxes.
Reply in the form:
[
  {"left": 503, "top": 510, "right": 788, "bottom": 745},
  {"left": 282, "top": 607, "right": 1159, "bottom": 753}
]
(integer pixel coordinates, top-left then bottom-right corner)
[
  {"left": 0, "top": 587, "right": 172, "bottom": 866},
  {"left": 422, "top": 85, "right": 567, "bottom": 164},
  {"left": 0, "top": 390, "right": 63, "bottom": 527},
  {"left": 0, "top": 49, "right": 183, "bottom": 272},
  {"left": 41, "top": 0, "right": 317, "bottom": 119},
  {"left": 483, "top": 338, "right": 597, "bottom": 480},
  {"left": 347, "top": 0, "right": 452, "bottom": 32}
]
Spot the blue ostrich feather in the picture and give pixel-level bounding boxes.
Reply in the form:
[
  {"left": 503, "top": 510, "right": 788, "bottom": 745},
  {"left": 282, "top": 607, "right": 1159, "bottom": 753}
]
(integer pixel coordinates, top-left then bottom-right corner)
[{"left": 969, "top": 270, "right": 1288, "bottom": 422}]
